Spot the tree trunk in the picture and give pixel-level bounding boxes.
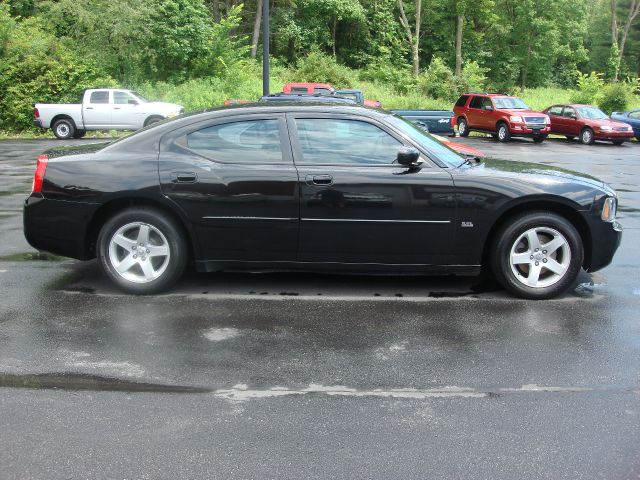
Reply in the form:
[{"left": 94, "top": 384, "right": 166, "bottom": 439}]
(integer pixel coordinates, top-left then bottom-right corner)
[
  {"left": 250, "top": 0, "right": 263, "bottom": 58},
  {"left": 521, "top": 39, "right": 532, "bottom": 89},
  {"left": 455, "top": 14, "right": 464, "bottom": 76},
  {"left": 397, "top": 0, "right": 422, "bottom": 76},
  {"left": 332, "top": 16, "right": 337, "bottom": 57},
  {"left": 211, "top": 0, "right": 220, "bottom": 21},
  {"left": 617, "top": 0, "right": 640, "bottom": 75},
  {"left": 611, "top": 0, "right": 618, "bottom": 44}
]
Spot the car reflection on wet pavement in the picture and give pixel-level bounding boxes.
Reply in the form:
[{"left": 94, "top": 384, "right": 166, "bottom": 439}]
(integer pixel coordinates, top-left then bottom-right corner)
[{"left": 0, "top": 137, "right": 639, "bottom": 479}]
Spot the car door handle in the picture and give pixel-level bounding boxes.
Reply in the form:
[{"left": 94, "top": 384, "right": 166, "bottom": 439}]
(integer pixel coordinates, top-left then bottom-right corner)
[
  {"left": 171, "top": 172, "right": 197, "bottom": 183},
  {"left": 85, "top": 107, "right": 94, "bottom": 110},
  {"left": 114, "top": 107, "right": 121, "bottom": 110},
  {"left": 306, "top": 174, "right": 333, "bottom": 186}
]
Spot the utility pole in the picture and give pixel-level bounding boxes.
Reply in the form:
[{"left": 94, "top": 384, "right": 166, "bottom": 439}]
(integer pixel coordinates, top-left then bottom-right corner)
[{"left": 262, "top": 0, "right": 269, "bottom": 96}]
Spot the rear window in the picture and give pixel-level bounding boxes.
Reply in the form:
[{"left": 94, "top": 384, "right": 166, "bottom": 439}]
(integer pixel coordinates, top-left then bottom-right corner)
[
  {"left": 90, "top": 91, "right": 109, "bottom": 104},
  {"left": 313, "top": 87, "right": 333, "bottom": 95},
  {"left": 455, "top": 95, "right": 469, "bottom": 107},
  {"left": 469, "top": 96, "right": 483, "bottom": 109},
  {"left": 290, "top": 86, "right": 308, "bottom": 93}
]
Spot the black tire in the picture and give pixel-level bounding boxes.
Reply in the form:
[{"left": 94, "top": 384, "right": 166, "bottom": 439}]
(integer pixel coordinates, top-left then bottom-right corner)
[
  {"left": 612, "top": 140, "right": 624, "bottom": 145},
  {"left": 490, "top": 211, "right": 583, "bottom": 299},
  {"left": 457, "top": 117, "right": 469, "bottom": 137},
  {"left": 144, "top": 116, "right": 164, "bottom": 127},
  {"left": 496, "top": 122, "right": 511, "bottom": 142},
  {"left": 565, "top": 135, "right": 575, "bottom": 141},
  {"left": 52, "top": 118, "right": 75, "bottom": 140},
  {"left": 580, "top": 127, "right": 595, "bottom": 145},
  {"left": 97, "top": 208, "right": 188, "bottom": 294},
  {"left": 533, "top": 134, "right": 547, "bottom": 143},
  {"left": 73, "top": 129, "right": 86, "bottom": 139}
]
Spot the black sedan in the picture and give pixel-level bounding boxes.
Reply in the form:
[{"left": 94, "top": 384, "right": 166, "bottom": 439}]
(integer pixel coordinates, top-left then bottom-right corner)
[{"left": 24, "top": 103, "right": 622, "bottom": 299}]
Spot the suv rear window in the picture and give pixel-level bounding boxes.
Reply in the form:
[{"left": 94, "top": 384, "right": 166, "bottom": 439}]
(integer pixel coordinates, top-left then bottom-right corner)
[
  {"left": 469, "top": 96, "right": 483, "bottom": 109},
  {"left": 455, "top": 95, "right": 469, "bottom": 107}
]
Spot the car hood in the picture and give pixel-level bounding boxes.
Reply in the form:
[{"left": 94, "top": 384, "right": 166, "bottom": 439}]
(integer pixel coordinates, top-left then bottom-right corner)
[
  {"left": 583, "top": 117, "right": 631, "bottom": 128},
  {"left": 469, "top": 157, "right": 608, "bottom": 191},
  {"left": 499, "top": 109, "right": 546, "bottom": 116}
]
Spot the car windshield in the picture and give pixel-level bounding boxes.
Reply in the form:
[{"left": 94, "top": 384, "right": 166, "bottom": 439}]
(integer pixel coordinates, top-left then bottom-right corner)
[
  {"left": 493, "top": 97, "right": 530, "bottom": 110},
  {"left": 131, "top": 92, "right": 149, "bottom": 103},
  {"left": 387, "top": 115, "right": 464, "bottom": 167},
  {"left": 576, "top": 106, "right": 608, "bottom": 120}
]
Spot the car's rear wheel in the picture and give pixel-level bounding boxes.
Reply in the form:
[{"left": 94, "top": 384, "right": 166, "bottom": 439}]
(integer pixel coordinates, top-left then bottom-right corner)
[
  {"left": 457, "top": 117, "right": 469, "bottom": 137},
  {"left": 533, "top": 134, "right": 547, "bottom": 143},
  {"left": 496, "top": 122, "right": 511, "bottom": 142},
  {"left": 97, "top": 208, "right": 187, "bottom": 294},
  {"left": 491, "top": 212, "right": 583, "bottom": 299},
  {"left": 580, "top": 127, "right": 595, "bottom": 145},
  {"left": 52, "top": 119, "right": 75, "bottom": 140}
]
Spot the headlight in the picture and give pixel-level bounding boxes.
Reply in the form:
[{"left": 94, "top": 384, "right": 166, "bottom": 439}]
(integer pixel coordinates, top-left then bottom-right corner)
[
  {"left": 601, "top": 197, "right": 617, "bottom": 222},
  {"left": 510, "top": 116, "right": 523, "bottom": 123},
  {"left": 600, "top": 125, "right": 612, "bottom": 131}
]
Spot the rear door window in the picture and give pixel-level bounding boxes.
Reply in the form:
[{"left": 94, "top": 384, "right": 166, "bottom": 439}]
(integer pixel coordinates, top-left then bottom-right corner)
[
  {"left": 89, "top": 91, "right": 110, "bottom": 104},
  {"left": 469, "top": 96, "right": 483, "bottom": 109},
  {"left": 548, "top": 106, "right": 563, "bottom": 116},
  {"left": 186, "top": 119, "right": 283, "bottom": 164},
  {"left": 455, "top": 95, "right": 469, "bottom": 107},
  {"left": 562, "top": 107, "right": 577, "bottom": 118}
]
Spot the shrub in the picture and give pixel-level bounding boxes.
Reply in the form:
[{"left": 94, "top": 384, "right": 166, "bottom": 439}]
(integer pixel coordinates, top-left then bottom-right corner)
[
  {"left": 359, "top": 61, "right": 416, "bottom": 94},
  {"left": 459, "top": 61, "right": 489, "bottom": 93},
  {"left": 598, "top": 82, "right": 634, "bottom": 114},
  {"left": 0, "top": 13, "right": 116, "bottom": 131},
  {"left": 418, "top": 56, "right": 457, "bottom": 102},
  {"left": 291, "top": 48, "right": 357, "bottom": 88},
  {"left": 570, "top": 71, "right": 604, "bottom": 104}
]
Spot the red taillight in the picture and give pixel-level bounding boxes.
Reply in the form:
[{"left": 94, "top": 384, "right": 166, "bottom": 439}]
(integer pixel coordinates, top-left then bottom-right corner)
[
  {"left": 451, "top": 116, "right": 455, "bottom": 129},
  {"left": 33, "top": 107, "right": 40, "bottom": 119},
  {"left": 32, "top": 154, "right": 48, "bottom": 193}
]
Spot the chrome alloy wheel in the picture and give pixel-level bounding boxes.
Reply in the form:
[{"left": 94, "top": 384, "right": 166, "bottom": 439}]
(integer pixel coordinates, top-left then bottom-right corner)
[
  {"left": 56, "top": 123, "right": 70, "bottom": 137},
  {"left": 509, "top": 227, "right": 571, "bottom": 288},
  {"left": 108, "top": 222, "right": 171, "bottom": 283},
  {"left": 581, "top": 129, "right": 592, "bottom": 144},
  {"left": 498, "top": 125, "right": 508, "bottom": 140},
  {"left": 458, "top": 119, "right": 467, "bottom": 135}
]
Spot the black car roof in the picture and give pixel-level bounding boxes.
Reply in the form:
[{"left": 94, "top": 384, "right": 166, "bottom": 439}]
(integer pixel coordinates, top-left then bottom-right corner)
[{"left": 104, "top": 102, "right": 391, "bottom": 151}]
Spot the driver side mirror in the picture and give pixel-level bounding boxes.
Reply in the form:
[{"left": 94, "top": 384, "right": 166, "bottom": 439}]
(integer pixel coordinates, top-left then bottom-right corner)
[
  {"left": 397, "top": 147, "right": 420, "bottom": 166},
  {"left": 569, "top": 114, "right": 577, "bottom": 120}
]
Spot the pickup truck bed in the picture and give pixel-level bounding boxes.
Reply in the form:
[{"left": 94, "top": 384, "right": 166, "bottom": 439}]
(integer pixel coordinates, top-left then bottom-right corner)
[{"left": 391, "top": 110, "right": 455, "bottom": 136}]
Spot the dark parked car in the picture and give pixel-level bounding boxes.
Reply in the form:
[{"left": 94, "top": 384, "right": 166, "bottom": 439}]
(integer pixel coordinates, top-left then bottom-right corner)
[
  {"left": 24, "top": 103, "right": 622, "bottom": 299},
  {"left": 543, "top": 104, "right": 635, "bottom": 145},
  {"left": 390, "top": 110, "right": 455, "bottom": 136},
  {"left": 610, "top": 109, "right": 640, "bottom": 141}
]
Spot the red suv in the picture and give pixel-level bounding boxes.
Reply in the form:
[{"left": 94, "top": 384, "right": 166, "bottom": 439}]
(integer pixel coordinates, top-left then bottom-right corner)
[{"left": 453, "top": 93, "right": 551, "bottom": 143}]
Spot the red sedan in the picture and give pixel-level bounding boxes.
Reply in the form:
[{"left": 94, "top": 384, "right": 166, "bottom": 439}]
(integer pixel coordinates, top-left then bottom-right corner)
[{"left": 543, "top": 104, "right": 635, "bottom": 145}]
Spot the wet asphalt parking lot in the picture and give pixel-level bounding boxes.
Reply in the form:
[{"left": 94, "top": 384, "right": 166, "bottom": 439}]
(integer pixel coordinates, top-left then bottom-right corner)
[{"left": 0, "top": 136, "right": 639, "bottom": 479}]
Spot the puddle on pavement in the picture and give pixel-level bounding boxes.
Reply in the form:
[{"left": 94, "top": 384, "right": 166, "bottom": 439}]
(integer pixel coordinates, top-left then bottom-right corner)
[
  {"left": 0, "top": 251, "right": 65, "bottom": 262},
  {"left": 0, "top": 372, "right": 210, "bottom": 393}
]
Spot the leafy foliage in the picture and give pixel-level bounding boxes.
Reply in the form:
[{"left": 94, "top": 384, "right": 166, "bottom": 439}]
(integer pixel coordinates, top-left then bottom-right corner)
[
  {"left": 599, "top": 81, "right": 635, "bottom": 113},
  {"left": 570, "top": 72, "right": 605, "bottom": 104}
]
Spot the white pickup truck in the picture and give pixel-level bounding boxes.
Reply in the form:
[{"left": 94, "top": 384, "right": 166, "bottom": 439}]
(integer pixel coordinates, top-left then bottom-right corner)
[{"left": 34, "top": 89, "right": 184, "bottom": 139}]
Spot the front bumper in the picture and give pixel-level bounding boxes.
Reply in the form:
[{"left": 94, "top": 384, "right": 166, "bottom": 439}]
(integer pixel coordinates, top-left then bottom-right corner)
[
  {"left": 585, "top": 218, "right": 623, "bottom": 272},
  {"left": 24, "top": 194, "right": 98, "bottom": 260},
  {"left": 594, "top": 131, "right": 634, "bottom": 141},
  {"left": 509, "top": 124, "right": 550, "bottom": 136}
]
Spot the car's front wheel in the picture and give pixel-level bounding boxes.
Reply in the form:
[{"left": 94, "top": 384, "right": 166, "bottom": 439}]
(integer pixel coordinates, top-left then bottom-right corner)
[
  {"left": 496, "top": 122, "right": 511, "bottom": 142},
  {"left": 97, "top": 208, "right": 187, "bottom": 294},
  {"left": 491, "top": 212, "right": 583, "bottom": 299},
  {"left": 580, "top": 127, "right": 595, "bottom": 145}
]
